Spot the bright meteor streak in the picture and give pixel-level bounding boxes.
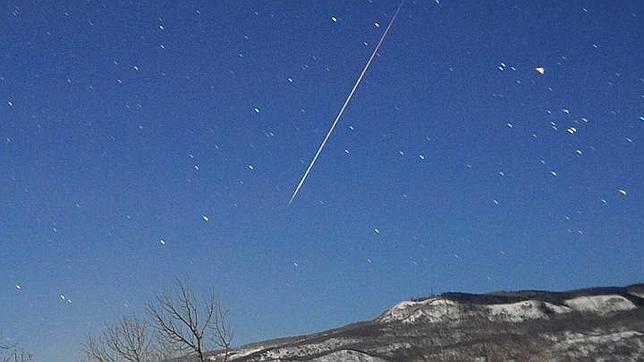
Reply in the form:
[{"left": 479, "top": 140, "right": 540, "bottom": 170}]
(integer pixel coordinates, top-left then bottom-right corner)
[{"left": 288, "top": 0, "right": 405, "bottom": 205}]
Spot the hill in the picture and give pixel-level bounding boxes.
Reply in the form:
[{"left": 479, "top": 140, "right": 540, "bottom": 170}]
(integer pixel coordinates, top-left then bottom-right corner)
[{"left": 198, "top": 283, "right": 644, "bottom": 361}]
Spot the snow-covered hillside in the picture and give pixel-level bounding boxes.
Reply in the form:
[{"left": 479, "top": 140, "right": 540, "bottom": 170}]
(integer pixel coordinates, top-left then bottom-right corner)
[
  {"left": 378, "top": 292, "right": 637, "bottom": 324},
  {"left": 177, "top": 283, "right": 644, "bottom": 362}
]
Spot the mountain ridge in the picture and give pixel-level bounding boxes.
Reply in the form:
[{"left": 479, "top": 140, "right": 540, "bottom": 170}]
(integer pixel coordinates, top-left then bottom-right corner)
[{"left": 179, "top": 283, "right": 644, "bottom": 361}]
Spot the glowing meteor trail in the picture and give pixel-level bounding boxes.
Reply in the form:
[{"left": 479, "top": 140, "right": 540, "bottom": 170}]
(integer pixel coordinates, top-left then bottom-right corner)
[{"left": 288, "top": 1, "right": 405, "bottom": 205}]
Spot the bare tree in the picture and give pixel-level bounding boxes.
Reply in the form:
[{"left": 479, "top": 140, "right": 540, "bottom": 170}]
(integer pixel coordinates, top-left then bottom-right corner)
[
  {"left": 212, "top": 303, "right": 233, "bottom": 362},
  {"left": 145, "top": 281, "right": 232, "bottom": 362},
  {"left": 0, "top": 341, "right": 32, "bottom": 362},
  {"left": 106, "top": 317, "right": 152, "bottom": 362},
  {"left": 84, "top": 334, "right": 117, "bottom": 362},
  {"left": 83, "top": 316, "right": 166, "bottom": 362}
]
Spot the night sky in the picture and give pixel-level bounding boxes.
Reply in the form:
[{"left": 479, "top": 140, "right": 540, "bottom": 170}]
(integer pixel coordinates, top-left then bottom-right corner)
[{"left": 1, "top": 0, "right": 643, "bottom": 360}]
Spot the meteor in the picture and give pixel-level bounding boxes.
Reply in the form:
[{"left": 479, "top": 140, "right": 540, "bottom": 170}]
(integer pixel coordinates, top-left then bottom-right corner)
[{"left": 288, "top": 0, "right": 405, "bottom": 205}]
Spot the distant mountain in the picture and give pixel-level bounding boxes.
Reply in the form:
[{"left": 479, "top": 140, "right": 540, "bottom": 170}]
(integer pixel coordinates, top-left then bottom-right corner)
[{"left": 201, "top": 283, "right": 644, "bottom": 361}]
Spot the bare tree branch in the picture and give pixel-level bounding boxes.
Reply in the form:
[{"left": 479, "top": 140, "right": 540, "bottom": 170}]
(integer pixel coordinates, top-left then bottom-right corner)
[
  {"left": 83, "top": 334, "right": 117, "bottom": 362},
  {"left": 145, "top": 281, "right": 232, "bottom": 362},
  {"left": 83, "top": 281, "right": 232, "bottom": 362},
  {"left": 0, "top": 333, "right": 32, "bottom": 362},
  {"left": 84, "top": 316, "right": 164, "bottom": 362}
]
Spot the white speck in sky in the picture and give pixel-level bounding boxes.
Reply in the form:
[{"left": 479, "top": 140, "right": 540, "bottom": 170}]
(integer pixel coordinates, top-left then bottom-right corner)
[
  {"left": 160, "top": 239, "right": 166, "bottom": 245},
  {"left": 493, "top": 199, "right": 499, "bottom": 205},
  {"left": 7, "top": 100, "right": 13, "bottom": 107},
  {"left": 507, "top": 122, "right": 513, "bottom": 128},
  {"left": 331, "top": 16, "right": 337, "bottom": 22},
  {"left": 575, "top": 149, "right": 583, "bottom": 156},
  {"left": 418, "top": 154, "right": 425, "bottom": 160},
  {"left": 374, "top": 22, "right": 380, "bottom": 28},
  {"left": 535, "top": 66, "right": 545, "bottom": 75},
  {"left": 15, "top": 284, "right": 21, "bottom": 290},
  {"left": 60, "top": 294, "right": 66, "bottom": 300},
  {"left": 254, "top": 107, "right": 260, "bottom": 113},
  {"left": 618, "top": 188, "right": 627, "bottom": 196},
  {"left": 287, "top": 77, "right": 293, "bottom": 83},
  {"left": 550, "top": 171, "right": 558, "bottom": 176},
  {"left": 194, "top": 165, "right": 199, "bottom": 170},
  {"left": 201, "top": 214, "right": 209, "bottom": 222},
  {"left": 567, "top": 127, "right": 577, "bottom": 134},
  {"left": 247, "top": 164, "right": 254, "bottom": 170},
  {"left": 374, "top": 228, "right": 380, "bottom": 234}
]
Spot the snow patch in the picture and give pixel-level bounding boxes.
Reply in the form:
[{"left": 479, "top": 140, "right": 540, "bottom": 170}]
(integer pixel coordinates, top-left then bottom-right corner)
[
  {"left": 564, "top": 295, "right": 636, "bottom": 315},
  {"left": 549, "top": 330, "right": 644, "bottom": 358},
  {"left": 628, "top": 289, "right": 644, "bottom": 299},
  {"left": 487, "top": 300, "right": 571, "bottom": 322},
  {"left": 379, "top": 298, "right": 462, "bottom": 324},
  {"left": 561, "top": 330, "right": 643, "bottom": 345},
  {"left": 246, "top": 337, "right": 359, "bottom": 361},
  {"left": 309, "top": 349, "right": 388, "bottom": 362},
  {"left": 221, "top": 346, "right": 265, "bottom": 360}
]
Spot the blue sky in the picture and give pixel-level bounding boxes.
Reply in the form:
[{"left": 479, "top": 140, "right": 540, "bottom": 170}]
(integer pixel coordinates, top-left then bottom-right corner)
[{"left": 1, "top": 0, "right": 643, "bottom": 360}]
